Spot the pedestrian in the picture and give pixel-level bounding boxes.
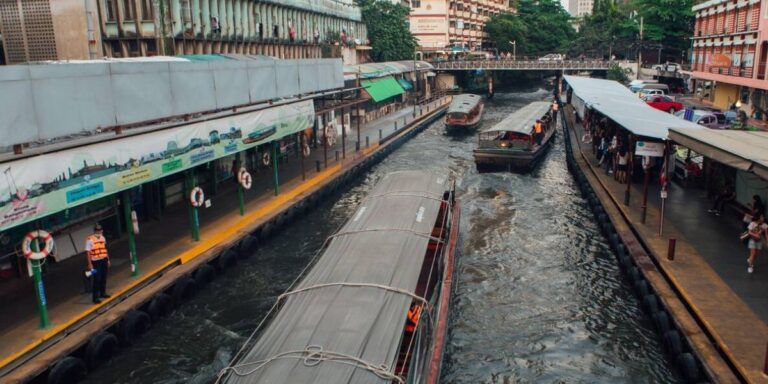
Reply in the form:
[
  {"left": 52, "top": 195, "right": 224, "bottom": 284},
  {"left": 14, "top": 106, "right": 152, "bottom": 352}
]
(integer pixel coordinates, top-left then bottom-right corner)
[
  {"left": 534, "top": 119, "right": 543, "bottom": 145},
  {"left": 617, "top": 147, "right": 629, "bottom": 183},
  {"left": 85, "top": 224, "right": 111, "bottom": 304},
  {"left": 708, "top": 182, "right": 735, "bottom": 216},
  {"left": 744, "top": 213, "right": 768, "bottom": 273}
]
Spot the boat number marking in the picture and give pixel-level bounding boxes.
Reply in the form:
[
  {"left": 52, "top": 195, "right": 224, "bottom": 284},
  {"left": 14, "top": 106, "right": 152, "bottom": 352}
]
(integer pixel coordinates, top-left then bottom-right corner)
[
  {"left": 416, "top": 206, "right": 425, "bottom": 223},
  {"left": 353, "top": 207, "right": 367, "bottom": 222}
]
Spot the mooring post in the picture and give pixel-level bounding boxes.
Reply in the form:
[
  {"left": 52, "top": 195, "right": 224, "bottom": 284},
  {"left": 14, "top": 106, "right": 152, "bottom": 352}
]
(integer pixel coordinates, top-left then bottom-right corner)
[
  {"left": 315, "top": 160, "right": 321, "bottom": 172},
  {"left": 366, "top": 136, "right": 370, "bottom": 148},
  {"left": 667, "top": 238, "right": 676, "bottom": 261}
]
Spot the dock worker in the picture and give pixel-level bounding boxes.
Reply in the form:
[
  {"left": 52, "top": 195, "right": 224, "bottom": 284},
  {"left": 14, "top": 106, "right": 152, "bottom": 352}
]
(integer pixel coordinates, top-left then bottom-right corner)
[
  {"left": 86, "top": 224, "right": 111, "bottom": 304},
  {"left": 405, "top": 303, "right": 422, "bottom": 333},
  {"left": 534, "top": 119, "right": 543, "bottom": 146},
  {"left": 551, "top": 100, "right": 559, "bottom": 122}
]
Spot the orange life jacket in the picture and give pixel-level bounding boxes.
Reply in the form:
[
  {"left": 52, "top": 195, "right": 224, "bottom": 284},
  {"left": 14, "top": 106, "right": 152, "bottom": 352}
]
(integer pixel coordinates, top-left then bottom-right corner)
[
  {"left": 87, "top": 235, "right": 109, "bottom": 261},
  {"left": 405, "top": 305, "right": 422, "bottom": 333},
  {"left": 534, "top": 122, "right": 542, "bottom": 134}
]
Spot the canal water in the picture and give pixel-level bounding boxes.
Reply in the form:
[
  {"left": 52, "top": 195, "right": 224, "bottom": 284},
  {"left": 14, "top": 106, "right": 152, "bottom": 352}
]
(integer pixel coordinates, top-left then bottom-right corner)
[{"left": 86, "top": 87, "right": 679, "bottom": 384}]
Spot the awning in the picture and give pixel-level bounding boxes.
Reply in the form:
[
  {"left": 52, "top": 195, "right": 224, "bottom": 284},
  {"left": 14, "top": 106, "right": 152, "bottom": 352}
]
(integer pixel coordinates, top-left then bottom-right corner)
[
  {"left": 564, "top": 76, "right": 704, "bottom": 140},
  {"left": 397, "top": 78, "right": 413, "bottom": 91},
  {"left": 668, "top": 128, "right": 768, "bottom": 180},
  {"left": 361, "top": 76, "right": 405, "bottom": 102}
]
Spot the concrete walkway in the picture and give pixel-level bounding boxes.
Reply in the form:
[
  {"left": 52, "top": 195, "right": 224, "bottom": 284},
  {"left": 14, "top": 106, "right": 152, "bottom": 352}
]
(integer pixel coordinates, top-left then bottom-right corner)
[
  {"left": 0, "top": 96, "right": 451, "bottom": 373},
  {"left": 566, "top": 106, "right": 768, "bottom": 383}
]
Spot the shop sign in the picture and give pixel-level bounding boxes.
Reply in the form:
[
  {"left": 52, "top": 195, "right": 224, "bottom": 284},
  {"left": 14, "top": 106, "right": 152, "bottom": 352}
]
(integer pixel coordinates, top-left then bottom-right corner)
[
  {"left": 711, "top": 53, "right": 732, "bottom": 67},
  {"left": 635, "top": 141, "right": 665, "bottom": 157}
]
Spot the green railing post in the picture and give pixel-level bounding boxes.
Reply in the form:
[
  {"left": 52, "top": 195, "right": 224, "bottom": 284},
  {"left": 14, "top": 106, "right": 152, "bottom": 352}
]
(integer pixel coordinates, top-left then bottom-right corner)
[
  {"left": 271, "top": 141, "right": 279, "bottom": 196},
  {"left": 30, "top": 238, "right": 50, "bottom": 329},
  {"left": 236, "top": 153, "right": 245, "bottom": 215},
  {"left": 186, "top": 171, "right": 200, "bottom": 241},
  {"left": 122, "top": 190, "right": 139, "bottom": 276}
]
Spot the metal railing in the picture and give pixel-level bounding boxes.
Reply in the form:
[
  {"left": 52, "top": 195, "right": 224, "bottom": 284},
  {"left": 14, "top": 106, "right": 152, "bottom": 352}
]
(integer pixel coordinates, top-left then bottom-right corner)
[{"left": 430, "top": 59, "right": 613, "bottom": 70}]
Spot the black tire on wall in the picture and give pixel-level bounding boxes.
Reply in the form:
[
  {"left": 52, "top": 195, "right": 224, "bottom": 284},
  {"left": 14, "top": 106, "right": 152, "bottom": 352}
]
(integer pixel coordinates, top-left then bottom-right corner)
[
  {"left": 118, "top": 310, "right": 151, "bottom": 346},
  {"left": 172, "top": 276, "right": 197, "bottom": 303},
  {"left": 675, "top": 353, "right": 700, "bottom": 382},
  {"left": 146, "top": 293, "right": 173, "bottom": 321},
  {"left": 652, "top": 310, "right": 672, "bottom": 335},
  {"left": 84, "top": 332, "right": 119, "bottom": 370},
  {"left": 193, "top": 264, "right": 216, "bottom": 285},
  {"left": 47, "top": 356, "right": 87, "bottom": 384},
  {"left": 663, "top": 330, "right": 684, "bottom": 357},
  {"left": 238, "top": 235, "right": 258, "bottom": 257}
]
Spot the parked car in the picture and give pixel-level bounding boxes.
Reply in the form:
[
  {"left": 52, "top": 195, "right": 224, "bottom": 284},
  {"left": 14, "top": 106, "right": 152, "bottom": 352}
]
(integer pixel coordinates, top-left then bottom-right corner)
[
  {"left": 652, "top": 62, "right": 682, "bottom": 72},
  {"left": 643, "top": 95, "right": 684, "bottom": 113},
  {"left": 538, "top": 53, "right": 565, "bottom": 61},
  {"left": 674, "top": 110, "right": 728, "bottom": 129}
]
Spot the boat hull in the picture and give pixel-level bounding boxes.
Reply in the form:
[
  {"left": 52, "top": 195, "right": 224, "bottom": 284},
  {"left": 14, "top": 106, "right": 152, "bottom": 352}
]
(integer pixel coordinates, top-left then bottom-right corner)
[
  {"left": 473, "top": 133, "right": 555, "bottom": 172},
  {"left": 445, "top": 118, "right": 482, "bottom": 134}
]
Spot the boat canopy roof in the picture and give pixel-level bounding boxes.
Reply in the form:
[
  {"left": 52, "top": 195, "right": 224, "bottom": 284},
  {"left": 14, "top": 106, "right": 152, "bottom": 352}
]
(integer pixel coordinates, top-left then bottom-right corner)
[
  {"left": 481, "top": 101, "right": 551, "bottom": 134},
  {"left": 564, "top": 75, "right": 703, "bottom": 140},
  {"left": 447, "top": 94, "right": 482, "bottom": 114},
  {"left": 222, "top": 171, "right": 450, "bottom": 384}
]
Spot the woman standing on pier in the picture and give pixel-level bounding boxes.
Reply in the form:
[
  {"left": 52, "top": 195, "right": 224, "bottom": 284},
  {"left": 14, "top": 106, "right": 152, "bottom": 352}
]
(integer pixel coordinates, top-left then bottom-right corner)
[{"left": 746, "top": 213, "right": 768, "bottom": 274}]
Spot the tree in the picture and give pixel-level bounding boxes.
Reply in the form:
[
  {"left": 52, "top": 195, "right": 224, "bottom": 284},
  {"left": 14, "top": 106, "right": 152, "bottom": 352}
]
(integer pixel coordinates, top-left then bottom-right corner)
[
  {"left": 485, "top": 0, "right": 575, "bottom": 57},
  {"left": 606, "top": 63, "right": 631, "bottom": 83},
  {"left": 356, "top": 0, "right": 417, "bottom": 62},
  {"left": 633, "top": 0, "right": 694, "bottom": 53}
]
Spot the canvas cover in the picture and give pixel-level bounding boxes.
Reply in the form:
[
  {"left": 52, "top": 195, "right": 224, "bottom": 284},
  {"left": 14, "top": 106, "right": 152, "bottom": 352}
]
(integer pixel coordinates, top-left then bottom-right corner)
[
  {"left": 222, "top": 171, "right": 450, "bottom": 384},
  {"left": 481, "top": 101, "right": 551, "bottom": 134},
  {"left": 564, "top": 75, "right": 702, "bottom": 140},
  {"left": 447, "top": 94, "right": 482, "bottom": 115},
  {"left": 669, "top": 128, "right": 768, "bottom": 180}
]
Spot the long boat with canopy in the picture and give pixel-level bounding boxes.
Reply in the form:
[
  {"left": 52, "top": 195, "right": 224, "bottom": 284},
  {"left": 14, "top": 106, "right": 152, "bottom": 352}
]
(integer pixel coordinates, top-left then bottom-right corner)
[
  {"left": 444, "top": 94, "right": 484, "bottom": 133},
  {"left": 473, "top": 101, "right": 556, "bottom": 171},
  {"left": 218, "top": 170, "right": 461, "bottom": 384}
]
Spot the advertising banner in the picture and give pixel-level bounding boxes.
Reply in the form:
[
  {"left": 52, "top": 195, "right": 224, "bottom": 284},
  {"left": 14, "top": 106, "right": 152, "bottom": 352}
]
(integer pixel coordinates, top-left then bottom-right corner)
[
  {"left": 634, "top": 141, "right": 665, "bottom": 157},
  {"left": 0, "top": 100, "right": 315, "bottom": 232}
]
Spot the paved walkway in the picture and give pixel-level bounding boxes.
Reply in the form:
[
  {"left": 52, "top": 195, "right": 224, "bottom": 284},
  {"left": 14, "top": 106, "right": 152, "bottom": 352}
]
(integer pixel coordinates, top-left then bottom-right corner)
[
  {"left": 565, "top": 106, "right": 768, "bottom": 383},
  {"left": 0, "top": 97, "right": 451, "bottom": 373}
]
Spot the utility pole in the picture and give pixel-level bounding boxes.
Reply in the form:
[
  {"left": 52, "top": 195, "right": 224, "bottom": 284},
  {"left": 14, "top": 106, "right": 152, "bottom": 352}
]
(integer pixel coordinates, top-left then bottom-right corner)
[{"left": 637, "top": 16, "right": 644, "bottom": 78}]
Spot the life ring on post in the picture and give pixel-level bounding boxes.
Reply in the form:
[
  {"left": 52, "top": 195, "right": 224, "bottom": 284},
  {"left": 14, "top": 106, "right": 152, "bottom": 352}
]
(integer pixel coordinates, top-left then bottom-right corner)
[
  {"left": 22, "top": 230, "right": 55, "bottom": 260},
  {"left": 189, "top": 187, "right": 205, "bottom": 207},
  {"left": 238, "top": 167, "right": 252, "bottom": 190},
  {"left": 302, "top": 142, "right": 311, "bottom": 157},
  {"left": 262, "top": 151, "right": 271, "bottom": 167}
]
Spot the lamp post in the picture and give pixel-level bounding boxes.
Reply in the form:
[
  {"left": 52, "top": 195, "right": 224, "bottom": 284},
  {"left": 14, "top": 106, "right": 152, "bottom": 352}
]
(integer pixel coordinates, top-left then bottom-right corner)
[{"left": 509, "top": 40, "right": 516, "bottom": 60}]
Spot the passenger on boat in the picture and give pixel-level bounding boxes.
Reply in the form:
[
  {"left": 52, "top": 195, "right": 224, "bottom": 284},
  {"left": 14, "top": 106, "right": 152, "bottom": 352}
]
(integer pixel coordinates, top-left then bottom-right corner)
[
  {"left": 405, "top": 303, "right": 422, "bottom": 333},
  {"left": 534, "top": 120, "right": 543, "bottom": 145}
]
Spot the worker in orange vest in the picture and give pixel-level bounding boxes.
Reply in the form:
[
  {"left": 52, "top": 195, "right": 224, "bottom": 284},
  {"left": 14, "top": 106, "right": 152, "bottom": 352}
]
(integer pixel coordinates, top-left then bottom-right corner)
[
  {"left": 534, "top": 119, "right": 543, "bottom": 146},
  {"left": 405, "top": 303, "right": 422, "bottom": 333},
  {"left": 551, "top": 100, "right": 559, "bottom": 122},
  {"left": 86, "top": 224, "right": 111, "bottom": 304}
]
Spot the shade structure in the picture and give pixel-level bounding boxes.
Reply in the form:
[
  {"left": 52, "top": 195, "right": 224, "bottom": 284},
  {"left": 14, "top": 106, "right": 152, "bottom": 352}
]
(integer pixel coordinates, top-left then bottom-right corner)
[
  {"left": 669, "top": 128, "right": 768, "bottom": 180},
  {"left": 564, "top": 75, "right": 703, "bottom": 140},
  {"left": 221, "top": 170, "right": 451, "bottom": 384},
  {"left": 343, "top": 60, "right": 434, "bottom": 81},
  {"left": 397, "top": 78, "right": 413, "bottom": 91},
  {"left": 361, "top": 76, "right": 405, "bottom": 103},
  {"left": 481, "top": 101, "right": 551, "bottom": 134}
]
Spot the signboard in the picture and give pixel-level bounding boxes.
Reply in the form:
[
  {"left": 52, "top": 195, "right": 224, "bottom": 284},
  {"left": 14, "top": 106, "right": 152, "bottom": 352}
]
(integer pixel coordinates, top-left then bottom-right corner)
[
  {"left": 0, "top": 101, "right": 315, "bottom": 232},
  {"left": 711, "top": 53, "right": 732, "bottom": 68},
  {"left": 635, "top": 141, "right": 665, "bottom": 157}
]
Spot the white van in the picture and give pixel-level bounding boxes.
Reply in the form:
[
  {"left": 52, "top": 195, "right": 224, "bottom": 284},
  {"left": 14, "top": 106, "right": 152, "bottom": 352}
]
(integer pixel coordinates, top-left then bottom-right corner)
[{"left": 637, "top": 84, "right": 671, "bottom": 99}]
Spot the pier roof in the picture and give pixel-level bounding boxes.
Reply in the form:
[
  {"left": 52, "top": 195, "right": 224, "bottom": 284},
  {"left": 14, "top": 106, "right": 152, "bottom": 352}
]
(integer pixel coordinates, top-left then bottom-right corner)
[
  {"left": 669, "top": 128, "right": 768, "bottom": 180},
  {"left": 564, "top": 76, "right": 702, "bottom": 140}
]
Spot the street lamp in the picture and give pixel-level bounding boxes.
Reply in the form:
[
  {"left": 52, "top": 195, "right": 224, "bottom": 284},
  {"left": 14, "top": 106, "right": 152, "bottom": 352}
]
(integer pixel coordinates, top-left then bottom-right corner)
[{"left": 509, "top": 40, "right": 516, "bottom": 60}]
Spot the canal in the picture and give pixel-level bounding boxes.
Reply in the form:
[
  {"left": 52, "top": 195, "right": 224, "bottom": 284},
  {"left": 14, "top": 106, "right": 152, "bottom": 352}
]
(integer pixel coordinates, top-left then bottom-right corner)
[{"left": 86, "top": 87, "right": 680, "bottom": 383}]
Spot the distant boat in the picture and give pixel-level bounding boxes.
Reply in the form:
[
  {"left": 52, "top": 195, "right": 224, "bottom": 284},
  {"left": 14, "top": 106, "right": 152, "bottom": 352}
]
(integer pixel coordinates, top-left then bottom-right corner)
[
  {"left": 473, "top": 101, "right": 556, "bottom": 172},
  {"left": 445, "top": 94, "right": 484, "bottom": 133},
  {"left": 242, "top": 125, "right": 277, "bottom": 144},
  {"left": 218, "top": 170, "right": 461, "bottom": 384}
]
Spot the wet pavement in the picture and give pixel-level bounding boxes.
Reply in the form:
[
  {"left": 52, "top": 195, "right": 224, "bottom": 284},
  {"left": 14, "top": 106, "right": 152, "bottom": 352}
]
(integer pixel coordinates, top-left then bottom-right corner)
[{"left": 85, "top": 87, "right": 680, "bottom": 384}]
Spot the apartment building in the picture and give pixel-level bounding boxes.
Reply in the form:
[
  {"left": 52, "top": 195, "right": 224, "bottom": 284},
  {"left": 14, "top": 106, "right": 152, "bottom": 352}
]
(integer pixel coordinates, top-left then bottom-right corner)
[
  {"left": 690, "top": 0, "right": 768, "bottom": 116},
  {"left": 0, "top": 0, "right": 368, "bottom": 65},
  {"left": 409, "top": 0, "right": 509, "bottom": 52},
  {"left": 568, "top": 0, "right": 594, "bottom": 17}
]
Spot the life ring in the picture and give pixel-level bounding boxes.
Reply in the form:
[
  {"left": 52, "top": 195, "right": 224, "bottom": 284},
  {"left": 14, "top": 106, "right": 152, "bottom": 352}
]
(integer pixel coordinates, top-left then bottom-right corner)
[
  {"left": 324, "top": 125, "right": 336, "bottom": 147},
  {"left": 302, "top": 142, "right": 311, "bottom": 157},
  {"left": 262, "top": 151, "right": 271, "bottom": 166},
  {"left": 22, "top": 230, "right": 54, "bottom": 260},
  {"left": 238, "top": 168, "right": 252, "bottom": 190},
  {"left": 189, "top": 187, "right": 204, "bottom": 207}
]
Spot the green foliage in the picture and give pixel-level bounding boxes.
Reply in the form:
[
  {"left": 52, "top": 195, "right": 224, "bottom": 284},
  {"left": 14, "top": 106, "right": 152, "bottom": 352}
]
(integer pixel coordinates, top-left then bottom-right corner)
[
  {"left": 355, "top": 0, "right": 417, "bottom": 62},
  {"left": 606, "top": 63, "right": 631, "bottom": 83},
  {"left": 634, "top": 0, "right": 694, "bottom": 52},
  {"left": 485, "top": 0, "right": 575, "bottom": 56}
]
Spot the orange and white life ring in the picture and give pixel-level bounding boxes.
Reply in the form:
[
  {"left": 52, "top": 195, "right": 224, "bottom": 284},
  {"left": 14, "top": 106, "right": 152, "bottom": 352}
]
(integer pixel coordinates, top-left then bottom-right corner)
[
  {"left": 190, "top": 187, "right": 205, "bottom": 207},
  {"left": 22, "top": 230, "right": 55, "bottom": 260},
  {"left": 302, "top": 142, "right": 311, "bottom": 157},
  {"left": 262, "top": 151, "right": 271, "bottom": 166},
  {"left": 238, "top": 167, "right": 252, "bottom": 190}
]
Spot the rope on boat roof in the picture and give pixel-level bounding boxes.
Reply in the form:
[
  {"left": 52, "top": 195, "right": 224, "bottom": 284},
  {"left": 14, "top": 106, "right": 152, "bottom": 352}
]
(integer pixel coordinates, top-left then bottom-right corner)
[
  {"left": 277, "top": 282, "right": 431, "bottom": 310},
  {"left": 326, "top": 227, "right": 445, "bottom": 244},
  {"left": 218, "top": 344, "right": 405, "bottom": 384}
]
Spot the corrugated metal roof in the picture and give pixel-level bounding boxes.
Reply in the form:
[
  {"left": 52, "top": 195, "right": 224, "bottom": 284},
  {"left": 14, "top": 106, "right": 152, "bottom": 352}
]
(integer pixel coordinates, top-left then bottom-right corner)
[
  {"left": 482, "top": 101, "right": 551, "bottom": 134},
  {"left": 344, "top": 61, "right": 434, "bottom": 80},
  {"left": 447, "top": 94, "right": 482, "bottom": 115},
  {"left": 221, "top": 171, "right": 450, "bottom": 384},
  {"left": 669, "top": 128, "right": 768, "bottom": 180}
]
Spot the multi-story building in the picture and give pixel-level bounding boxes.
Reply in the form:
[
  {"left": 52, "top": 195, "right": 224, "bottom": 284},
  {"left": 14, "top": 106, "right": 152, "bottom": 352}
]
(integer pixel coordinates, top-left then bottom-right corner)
[
  {"left": 0, "top": 0, "right": 368, "bottom": 65},
  {"left": 690, "top": 0, "right": 768, "bottom": 116},
  {"left": 409, "top": 0, "right": 509, "bottom": 52},
  {"left": 568, "top": 0, "right": 594, "bottom": 17}
]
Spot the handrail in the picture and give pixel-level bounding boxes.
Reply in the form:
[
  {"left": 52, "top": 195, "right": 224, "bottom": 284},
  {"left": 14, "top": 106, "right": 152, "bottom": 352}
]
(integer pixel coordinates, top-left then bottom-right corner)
[{"left": 428, "top": 60, "right": 616, "bottom": 70}]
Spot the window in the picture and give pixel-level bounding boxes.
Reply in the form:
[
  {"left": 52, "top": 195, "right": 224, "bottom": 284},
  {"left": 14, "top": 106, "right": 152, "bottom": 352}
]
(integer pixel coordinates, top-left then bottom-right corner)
[
  {"left": 105, "top": 0, "right": 117, "bottom": 21},
  {"left": 141, "top": 0, "right": 153, "bottom": 20},
  {"left": 122, "top": 0, "right": 134, "bottom": 21},
  {"left": 412, "top": 0, "right": 421, "bottom": 7}
]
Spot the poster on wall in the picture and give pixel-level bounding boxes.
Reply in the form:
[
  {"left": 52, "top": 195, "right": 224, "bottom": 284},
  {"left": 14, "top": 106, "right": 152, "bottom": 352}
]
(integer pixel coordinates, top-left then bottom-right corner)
[{"left": 0, "top": 100, "right": 315, "bottom": 232}]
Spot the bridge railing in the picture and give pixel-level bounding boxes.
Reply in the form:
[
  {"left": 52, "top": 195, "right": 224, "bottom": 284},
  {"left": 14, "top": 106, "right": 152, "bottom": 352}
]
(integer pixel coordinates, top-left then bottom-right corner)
[{"left": 429, "top": 60, "right": 612, "bottom": 70}]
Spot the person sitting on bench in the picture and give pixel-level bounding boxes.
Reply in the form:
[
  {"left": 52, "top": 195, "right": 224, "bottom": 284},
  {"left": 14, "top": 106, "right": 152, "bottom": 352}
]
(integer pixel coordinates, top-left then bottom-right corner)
[{"left": 709, "top": 182, "right": 735, "bottom": 216}]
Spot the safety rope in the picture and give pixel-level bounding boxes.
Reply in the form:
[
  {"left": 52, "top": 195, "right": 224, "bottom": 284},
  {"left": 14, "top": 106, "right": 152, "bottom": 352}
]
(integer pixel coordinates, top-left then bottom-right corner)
[
  {"left": 278, "top": 282, "right": 431, "bottom": 310},
  {"left": 218, "top": 345, "right": 405, "bottom": 384},
  {"left": 326, "top": 228, "right": 445, "bottom": 243},
  {"left": 367, "top": 191, "right": 447, "bottom": 203}
]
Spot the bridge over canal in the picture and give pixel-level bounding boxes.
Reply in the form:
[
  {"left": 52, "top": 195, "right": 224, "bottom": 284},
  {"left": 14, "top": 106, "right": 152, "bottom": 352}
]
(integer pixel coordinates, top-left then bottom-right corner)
[{"left": 429, "top": 59, "right": 626, "bottom": 71}]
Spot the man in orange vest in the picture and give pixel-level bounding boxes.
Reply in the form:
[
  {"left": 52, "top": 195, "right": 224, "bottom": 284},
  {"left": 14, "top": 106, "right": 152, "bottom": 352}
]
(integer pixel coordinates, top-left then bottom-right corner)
[
  {"left": 86, "top": 224, "right": 111, "bottom": 304},
  {"left": 534, "top": 119, "right": 543, "bottom": 146},
  {"left": 405, "top": 303, "right": 422, "bottom": 333}
]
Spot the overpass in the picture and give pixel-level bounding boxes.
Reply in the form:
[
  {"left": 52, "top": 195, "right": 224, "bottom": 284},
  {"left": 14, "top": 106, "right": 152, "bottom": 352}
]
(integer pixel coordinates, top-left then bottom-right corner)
[{"left": 429, "top": 59, "right": 621, "bottom": 71}]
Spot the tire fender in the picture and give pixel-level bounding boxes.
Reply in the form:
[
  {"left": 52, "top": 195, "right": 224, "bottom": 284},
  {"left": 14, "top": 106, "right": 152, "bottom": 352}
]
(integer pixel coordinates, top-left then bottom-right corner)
[
  {"left": 675, "top": 353, "right": 700, "bottom": 382},
  {"left": 193, "top": 264, "right": 216, "bottom": 285},
  {"left": 84, "top": 332, "right": 118, "bottom": 370},
  {"left": 663, "top": 330, "right": 684, "bottom": 357},
  {"left": 239, "top": 236, "right": 258, "bottom": 257},
  {"left": 642, "top": 294, "right": 659, "bottom": 314},
  {"left": 653, "top": 311, "right": 672, "bottom": 335},
  {"left": 118, "top": 310, "right": 151, "bottom": 345},
  {"left": 146, "top": 293, "right": 173, "bottom": 321},
  {"left": 172, "top": 276, "right": 197, "bottom": 303},
  {"left": 47, "top": 356, "right": 87, "bottom": 384}
]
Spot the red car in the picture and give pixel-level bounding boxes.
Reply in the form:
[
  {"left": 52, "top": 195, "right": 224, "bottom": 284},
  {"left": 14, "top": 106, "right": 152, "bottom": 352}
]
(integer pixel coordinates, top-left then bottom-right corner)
[{"left": 643, "top": 95, "right": 684, "bottom": 113}]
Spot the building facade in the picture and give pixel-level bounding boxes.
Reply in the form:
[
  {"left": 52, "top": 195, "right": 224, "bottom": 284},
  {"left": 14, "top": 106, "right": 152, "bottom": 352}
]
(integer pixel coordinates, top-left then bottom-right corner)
[
  {"left": 568, "top": 0, "right": 594, "bottom": 17},
  {"left": 690, "top": 0, "right": 768, "bottom": 117},
  {"left": 0, "top": 0, "right": 368, "bottom": 64},
  {"left": 409, "top": 0, "right": 509, "bottom": 52}
]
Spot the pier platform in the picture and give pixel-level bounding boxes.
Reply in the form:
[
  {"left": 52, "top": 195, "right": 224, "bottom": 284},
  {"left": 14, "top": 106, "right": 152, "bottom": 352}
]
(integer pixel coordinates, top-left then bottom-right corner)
[
  {"left": 564, "top": 105, "right": 768, "bottom": 383},
  {"left": 0, "top": 96, "right": 451, "bottom": 382}
]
